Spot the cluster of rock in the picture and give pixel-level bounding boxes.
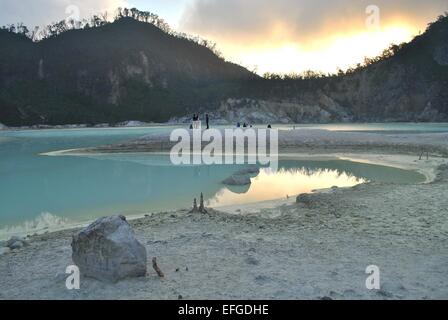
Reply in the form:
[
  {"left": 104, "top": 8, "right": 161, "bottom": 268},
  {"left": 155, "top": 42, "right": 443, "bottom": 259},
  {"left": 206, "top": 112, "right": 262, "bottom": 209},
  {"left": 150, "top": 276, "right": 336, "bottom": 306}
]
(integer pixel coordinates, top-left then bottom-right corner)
[
  {"left": 0, "top": 236, "right": 30, "bottom": 255},
  {"left": 215, "top": 97, "right": 352, "bottom": 124},
  {"left": 296, "top": 194, "right": 316, "bottom": 207},
  {"left": 169, "top": 96, "right": 353, "bottom": 125},
  {"left": 71, "top": 215, "right": 147, "bottom": 283}
]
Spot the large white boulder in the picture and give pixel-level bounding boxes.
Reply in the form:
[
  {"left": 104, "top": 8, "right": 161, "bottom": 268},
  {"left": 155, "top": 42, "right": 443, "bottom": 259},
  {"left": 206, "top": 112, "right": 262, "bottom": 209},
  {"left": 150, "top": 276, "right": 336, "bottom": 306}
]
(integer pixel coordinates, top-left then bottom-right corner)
[{"left": 71, "top": 215, "right": 147, "bottom": 283}]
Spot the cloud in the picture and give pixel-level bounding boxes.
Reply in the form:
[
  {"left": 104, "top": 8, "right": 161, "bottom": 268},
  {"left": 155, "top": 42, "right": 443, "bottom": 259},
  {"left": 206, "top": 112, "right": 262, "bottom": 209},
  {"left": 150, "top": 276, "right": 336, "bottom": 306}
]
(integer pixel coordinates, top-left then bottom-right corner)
[
  {"left": 1, "top": 0, "right": 446, "bottom": 74},
  {"left": 180, "top": 0, "right": 448, "bottom": 47},
  {"left": 179, "top": 0, "right": 448, "bottom": 74},
  {"left": 0, "top": 0, "right": 127, "bottom": 28}
]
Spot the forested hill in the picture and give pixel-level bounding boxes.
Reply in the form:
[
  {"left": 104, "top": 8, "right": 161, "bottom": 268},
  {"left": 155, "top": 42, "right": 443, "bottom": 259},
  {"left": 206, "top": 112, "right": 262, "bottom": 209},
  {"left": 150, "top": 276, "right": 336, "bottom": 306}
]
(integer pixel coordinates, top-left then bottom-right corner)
[
  {"left": 0, "top": 16, "right": 254, "bottom": 126},
  {"left": 1, "top": 11, "right": 448, "bottom": 126},
  {"left": 227, "top": 13, "right": 448, "bottom": 124}
]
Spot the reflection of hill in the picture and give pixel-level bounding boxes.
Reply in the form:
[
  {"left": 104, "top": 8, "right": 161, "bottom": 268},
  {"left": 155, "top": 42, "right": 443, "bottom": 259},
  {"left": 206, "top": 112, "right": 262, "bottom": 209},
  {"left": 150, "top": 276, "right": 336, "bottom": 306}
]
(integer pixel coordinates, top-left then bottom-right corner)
[
  {"left": 3, "top": 150, "right": 424, "bottom": 224},
  {"left": 277, "top": 160, "right": 424, "bottom": 184}
]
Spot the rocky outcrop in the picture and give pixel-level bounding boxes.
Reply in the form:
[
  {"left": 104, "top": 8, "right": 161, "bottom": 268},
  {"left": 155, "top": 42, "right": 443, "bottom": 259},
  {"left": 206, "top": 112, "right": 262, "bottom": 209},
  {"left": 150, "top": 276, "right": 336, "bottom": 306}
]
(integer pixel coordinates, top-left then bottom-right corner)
[
  {"left": 172, "top": 95, "right": 353, "bottom": 124},
  {"left": 71, "top": 215, "right": 147, "bottom": 283},
  {"left": 296, "top": 194, "right": 315, "bottom": 207},
  {"left": 222, "top": 166, "right": 260, "bottom": 186},
  {"left": 6, "top": 236, "right": 29, "bottom": 250},
  {"left": 223, "top": 174, "right": 252, "bottom": 186}
]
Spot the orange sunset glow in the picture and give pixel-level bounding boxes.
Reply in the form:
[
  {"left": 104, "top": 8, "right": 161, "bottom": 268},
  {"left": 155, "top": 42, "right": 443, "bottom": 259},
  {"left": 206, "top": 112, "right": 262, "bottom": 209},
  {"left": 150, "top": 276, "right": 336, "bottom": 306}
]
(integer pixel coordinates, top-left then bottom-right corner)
[
  {"left": 179, "top": 0, "right": 448, "bottom": 75},
  {"left": 222, "top": 24, "right": 417, "bottom": 75}
]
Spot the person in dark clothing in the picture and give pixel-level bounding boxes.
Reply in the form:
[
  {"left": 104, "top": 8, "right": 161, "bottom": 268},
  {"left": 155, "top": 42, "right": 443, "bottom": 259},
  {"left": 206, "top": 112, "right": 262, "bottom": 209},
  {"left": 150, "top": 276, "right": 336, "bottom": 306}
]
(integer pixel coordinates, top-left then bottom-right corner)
[
  {"left": 192, "top": 114, "right": 201, "bottom": 129},
  {"left": 243, "top": 123, "right": 247, "bottom": 128},
  {"left": 237, "top": 122, "right": 241, "bottom": 128},
  {"left": 206, "top": 114, "right": 210, "bottom": 129},
  {"left": 267, "top": 124, "right": 272, "bottom": 129}
]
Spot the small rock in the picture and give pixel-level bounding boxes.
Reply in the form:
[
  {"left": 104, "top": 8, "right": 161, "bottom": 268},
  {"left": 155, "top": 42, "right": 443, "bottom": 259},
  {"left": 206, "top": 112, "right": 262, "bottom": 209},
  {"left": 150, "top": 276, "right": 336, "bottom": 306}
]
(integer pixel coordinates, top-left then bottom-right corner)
[
  {"left": 377, "top": 290, "right": 394, "bottom": 298},
  {"left": 178, "top": 295, "right": 183, "bottom": 300},
  {"left": 8, "top": 241, "right": 24, "bottom": 250},
  {"left": 54, "top": 272, "right": 67, "bottom": 282},
  {"left": 254, "top": 275, "right": 269, "bottom": 284},
  {"left": 6, "top": 236, "right": 29, "bottom": 249},
  {"left": 296, "top": 193, "right": 314, "bottom": 206},
  {"left": 246, "top": 256, "right": 260, "bottom": 265},
  {"left": 0, "top": 247, "right": 11, "bottom": 256},
  {"left": 148, "top": 240, "right": 167, "bottom": 245}
]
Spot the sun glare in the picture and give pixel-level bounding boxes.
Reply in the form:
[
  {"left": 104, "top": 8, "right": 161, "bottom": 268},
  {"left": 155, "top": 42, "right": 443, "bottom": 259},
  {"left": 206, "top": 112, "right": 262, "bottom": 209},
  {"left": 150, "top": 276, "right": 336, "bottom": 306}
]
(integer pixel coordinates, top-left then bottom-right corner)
[
  {"left": 225, "top": 24, "right": 416, "bottom": 75},
  {"left": 207, "top": 168, "right": 366, "bottom": 208}
]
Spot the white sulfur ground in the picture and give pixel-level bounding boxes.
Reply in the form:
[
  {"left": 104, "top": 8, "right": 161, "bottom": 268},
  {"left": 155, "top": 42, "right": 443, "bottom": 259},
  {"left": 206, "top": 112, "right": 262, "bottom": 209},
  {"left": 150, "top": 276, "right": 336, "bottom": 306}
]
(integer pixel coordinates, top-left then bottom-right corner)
[
  {"left": 40, "top": 129, "right": 448, "bottom": 156},
  {"left": 1, "top": 130, "right": 448, "bottom": 300}
]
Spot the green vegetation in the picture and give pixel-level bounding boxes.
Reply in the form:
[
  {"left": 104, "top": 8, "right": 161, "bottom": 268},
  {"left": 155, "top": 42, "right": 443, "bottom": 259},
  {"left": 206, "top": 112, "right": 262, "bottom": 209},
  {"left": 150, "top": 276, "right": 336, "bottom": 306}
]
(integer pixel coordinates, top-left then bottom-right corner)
[
  {"left": 0, "top": 9, "right": 253, "bottom": 126},
  {"left": 0, "top": 10, "right": 447, "bottom": 126}
]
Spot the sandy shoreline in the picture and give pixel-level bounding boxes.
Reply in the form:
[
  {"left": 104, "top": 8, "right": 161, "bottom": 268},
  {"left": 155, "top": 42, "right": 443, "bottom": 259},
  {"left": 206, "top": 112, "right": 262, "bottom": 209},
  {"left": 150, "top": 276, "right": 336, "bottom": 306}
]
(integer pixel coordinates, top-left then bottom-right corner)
[{"left": 1, "top": 130, "right": 448, "bottom": 300}]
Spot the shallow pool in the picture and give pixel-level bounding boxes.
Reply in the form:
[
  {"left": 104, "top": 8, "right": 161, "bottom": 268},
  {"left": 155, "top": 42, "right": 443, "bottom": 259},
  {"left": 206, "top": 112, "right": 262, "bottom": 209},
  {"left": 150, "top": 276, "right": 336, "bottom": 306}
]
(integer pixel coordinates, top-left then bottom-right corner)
[{"left": 0, "top": 126, "right": 426, "bottom": 237}]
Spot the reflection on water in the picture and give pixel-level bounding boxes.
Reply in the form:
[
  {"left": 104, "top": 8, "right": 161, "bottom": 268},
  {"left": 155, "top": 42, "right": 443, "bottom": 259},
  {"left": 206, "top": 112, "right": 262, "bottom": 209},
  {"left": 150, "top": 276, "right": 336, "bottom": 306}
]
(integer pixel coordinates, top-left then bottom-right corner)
[
  {"left": 0, "top": 126, "right": 428, "bottom": 236},
  {"left": 207, "top": 167, "right": 366, "bottom": 207},
  {"left": 273, "top": 122, "right": 448, "bottom": 133}
]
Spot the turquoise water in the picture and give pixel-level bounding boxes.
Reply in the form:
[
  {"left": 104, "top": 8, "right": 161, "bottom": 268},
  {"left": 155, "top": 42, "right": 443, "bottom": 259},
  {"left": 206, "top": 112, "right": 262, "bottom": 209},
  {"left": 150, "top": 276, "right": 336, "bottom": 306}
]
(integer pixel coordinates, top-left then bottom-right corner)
[
  {"left": 274, "top": 122, "right": 448, "bottom": 133},
  {"left": 0, "top": 124, "right": 433, "bottom": 236}
]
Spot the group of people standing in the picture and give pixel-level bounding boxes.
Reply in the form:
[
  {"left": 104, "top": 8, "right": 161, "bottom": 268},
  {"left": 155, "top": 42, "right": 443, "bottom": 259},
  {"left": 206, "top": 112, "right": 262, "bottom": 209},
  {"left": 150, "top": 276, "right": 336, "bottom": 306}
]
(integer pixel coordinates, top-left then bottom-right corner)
[
  {"left": 191, "top": 113, "right": 210, "bottom": 130},
  {"left": 236, "top": 122, "right": 252, "bottom": 128},
  {"left": 236, "top": 122, "right": 272, "bottom": 129},
  {"left": 190, "top": 114, "right": 272, "bottom": 130}
]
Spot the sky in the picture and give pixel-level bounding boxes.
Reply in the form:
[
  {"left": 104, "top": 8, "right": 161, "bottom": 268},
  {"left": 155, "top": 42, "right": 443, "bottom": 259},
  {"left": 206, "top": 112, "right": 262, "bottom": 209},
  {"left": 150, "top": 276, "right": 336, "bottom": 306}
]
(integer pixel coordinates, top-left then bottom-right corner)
[{"left": 1, "top": 0, "right": 447, "bottom": 75}]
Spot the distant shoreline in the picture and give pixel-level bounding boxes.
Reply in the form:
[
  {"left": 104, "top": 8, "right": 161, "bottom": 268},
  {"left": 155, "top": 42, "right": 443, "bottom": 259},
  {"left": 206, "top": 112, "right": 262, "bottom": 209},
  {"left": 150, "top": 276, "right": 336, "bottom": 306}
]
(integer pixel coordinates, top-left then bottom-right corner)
[{"left": 2, "top": 121, "right": 448, "bottom": 133}]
